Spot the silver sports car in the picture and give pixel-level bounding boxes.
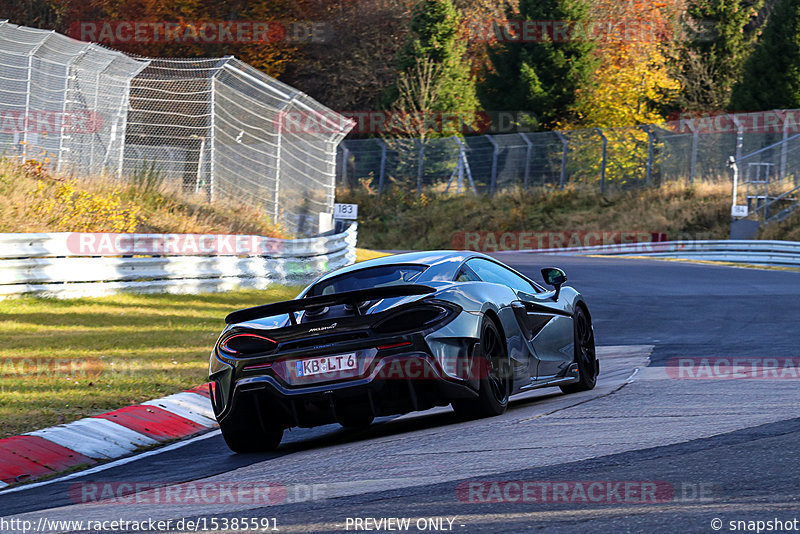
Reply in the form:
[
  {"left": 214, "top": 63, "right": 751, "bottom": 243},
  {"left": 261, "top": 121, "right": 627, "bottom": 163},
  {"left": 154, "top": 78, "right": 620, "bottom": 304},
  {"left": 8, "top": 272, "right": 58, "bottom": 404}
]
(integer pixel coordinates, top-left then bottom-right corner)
[{"left": 209, "top": 251, "right": 598, "bottom": 452}]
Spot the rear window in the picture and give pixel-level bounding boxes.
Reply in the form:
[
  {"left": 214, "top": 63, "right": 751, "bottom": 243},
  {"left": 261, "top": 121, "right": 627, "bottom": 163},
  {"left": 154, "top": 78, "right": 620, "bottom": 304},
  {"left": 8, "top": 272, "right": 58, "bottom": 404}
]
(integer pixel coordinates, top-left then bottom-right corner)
[{"left": 309, "top": 264, "right": 428, "bottom": 296}]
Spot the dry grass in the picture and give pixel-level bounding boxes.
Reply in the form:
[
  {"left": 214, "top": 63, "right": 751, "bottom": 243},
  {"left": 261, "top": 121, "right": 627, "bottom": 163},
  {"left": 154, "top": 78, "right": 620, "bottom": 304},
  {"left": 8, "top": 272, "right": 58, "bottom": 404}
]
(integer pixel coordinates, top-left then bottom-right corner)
[
  {"left": 340, "top": 181, "right": 736, "bottom": 250},
  {"left": 760, "top": 212, "right": 800, "bottom": 242},
  {"left": 0, "top": 158, "right": 287, "bottom": 236}
]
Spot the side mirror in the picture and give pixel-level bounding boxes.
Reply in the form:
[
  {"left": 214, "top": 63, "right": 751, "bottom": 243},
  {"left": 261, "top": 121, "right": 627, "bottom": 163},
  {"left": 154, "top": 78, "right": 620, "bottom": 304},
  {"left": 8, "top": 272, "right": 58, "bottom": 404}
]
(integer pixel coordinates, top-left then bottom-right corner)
[{"left": 541, "top": 268, "right": 567, "bottom": 300}]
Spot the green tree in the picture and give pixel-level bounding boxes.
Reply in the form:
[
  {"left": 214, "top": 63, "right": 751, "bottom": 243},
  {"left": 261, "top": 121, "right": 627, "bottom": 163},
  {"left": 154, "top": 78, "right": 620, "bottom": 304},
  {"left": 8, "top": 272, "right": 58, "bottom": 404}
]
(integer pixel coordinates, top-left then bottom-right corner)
[
  {"left": 478, "top": 0, "right": 596, "bottom": 129},
  {"left": 384, "top": 0, "right": 479, "bottom": 135},
  {"left": 730, "top": 0, "right": 800, "bottom": 110},
  {"left": 676, "top": 0, "right": 763, "bottom": 111}
]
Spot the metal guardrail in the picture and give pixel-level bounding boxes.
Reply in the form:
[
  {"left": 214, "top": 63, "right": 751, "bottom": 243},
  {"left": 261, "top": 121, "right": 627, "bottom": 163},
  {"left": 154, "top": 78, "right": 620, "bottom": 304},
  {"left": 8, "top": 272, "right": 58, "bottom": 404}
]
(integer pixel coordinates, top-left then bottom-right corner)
[
  {"left": 0, "top": 225, "right": 357, "bottom": 298},
  {"left": 514, "top": 240, "right": 800, "bottom": 268}
]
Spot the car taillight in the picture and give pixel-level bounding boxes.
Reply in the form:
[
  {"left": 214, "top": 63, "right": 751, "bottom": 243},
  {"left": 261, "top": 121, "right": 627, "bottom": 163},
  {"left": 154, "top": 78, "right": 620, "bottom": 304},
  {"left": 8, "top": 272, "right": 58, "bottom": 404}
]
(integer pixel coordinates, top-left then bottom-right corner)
[
  {"left": 219, "top": 333, "right": 277, "bottom": 356},
  {"left": 372, "top": 305, "right": 452, "bottom": 334},
  {"left": 377, "top": 341, "right": 412, "bottom": 351}
]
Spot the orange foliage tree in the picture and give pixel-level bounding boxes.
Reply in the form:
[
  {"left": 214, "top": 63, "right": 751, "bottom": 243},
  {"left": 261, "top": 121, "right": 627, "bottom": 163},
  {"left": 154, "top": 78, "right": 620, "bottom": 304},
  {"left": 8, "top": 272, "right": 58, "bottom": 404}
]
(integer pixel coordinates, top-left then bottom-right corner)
[
  {"left": 571, "top": 0, "right": 684, "bottom": 127},
  {"left": 62, "top": 0, "right": 303, "bottom": 78}
]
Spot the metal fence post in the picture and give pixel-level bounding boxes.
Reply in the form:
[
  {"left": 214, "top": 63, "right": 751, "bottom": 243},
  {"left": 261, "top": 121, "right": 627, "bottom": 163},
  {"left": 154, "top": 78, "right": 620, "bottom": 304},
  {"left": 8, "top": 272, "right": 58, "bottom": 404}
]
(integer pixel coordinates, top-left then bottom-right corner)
[
  {"left": 208, "top": 85, "right": 215, "bottom": 201},
  {"left": 730, "top": 114, "right": 744, "bottom": 165},
  {"left": 274, "top": 101, "right": 289, "bottom": 224},
  {"left": 22, "top": 48, "right": 35, "bottom": 160},
  {"left": 638, "top": 125, "right": 655, "bottom": 186},
  {"left": 555, "top": 131, "right": 568, "bottom": 189},
  {"left": 116, "top": 70, "right": 131, "bottom": 180},
  {"left": 520, "top": 132, "right": 533, "bottom": 189},
  {"left": 377, "top": 139, "right": 387, "bottom": 194},
  {"left": 487, "top": 135, "right": 499, "bottom": 195},
  {"left": 195, "top": 137, "right": 206, "bottom": 195},
  {"left": 207, "top": 69, "right": 217, "bottom": 201},
  {"left": 341, "top": 144, "right": 350, "bottom": 189},
  {"left": 59, "top": 45, "right": 90, "bottom": 174},
  {"left": 730, "top": 156, "right": 739, "bottom": 218},
  {"left": 89, "top": 62, "right": 107, "bottom": 174},
  {"left": 778, "top": 110, "right": 789, "bottom": 181},
  {"left": 416, "top": 139, "right": 424, "bottom": 196},
  {"left": 685, "top": 119, "right": 699, "bottom": 183},
  {"left": 594, "top": 128, "right": 608, "bottom": 193}
]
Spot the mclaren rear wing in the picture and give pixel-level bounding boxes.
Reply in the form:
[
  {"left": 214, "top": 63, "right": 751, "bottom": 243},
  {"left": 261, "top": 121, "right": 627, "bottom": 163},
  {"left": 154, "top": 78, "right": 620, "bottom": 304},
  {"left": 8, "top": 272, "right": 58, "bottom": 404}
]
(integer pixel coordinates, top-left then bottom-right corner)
[{"left": 225, "top": 284, "right": 437, "bottom": 325}]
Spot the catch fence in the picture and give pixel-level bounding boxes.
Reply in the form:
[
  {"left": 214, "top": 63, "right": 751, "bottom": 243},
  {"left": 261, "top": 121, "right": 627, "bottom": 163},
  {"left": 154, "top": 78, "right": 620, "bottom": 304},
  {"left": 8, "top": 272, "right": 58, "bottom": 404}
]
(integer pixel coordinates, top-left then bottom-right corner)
[
  {"left": 0, "top": 21, "right": 353, "bottom": 235},
  {"left": 337, "top": 111, "right": 800, "bottom": 196}
]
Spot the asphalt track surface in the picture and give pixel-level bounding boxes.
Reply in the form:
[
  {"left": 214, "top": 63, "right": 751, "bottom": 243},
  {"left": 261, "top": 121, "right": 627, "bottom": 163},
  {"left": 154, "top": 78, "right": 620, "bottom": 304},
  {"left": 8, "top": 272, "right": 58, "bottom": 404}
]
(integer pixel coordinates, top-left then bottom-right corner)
[{"left": 2, "top": 254, "right": 800, "bottom": 533}]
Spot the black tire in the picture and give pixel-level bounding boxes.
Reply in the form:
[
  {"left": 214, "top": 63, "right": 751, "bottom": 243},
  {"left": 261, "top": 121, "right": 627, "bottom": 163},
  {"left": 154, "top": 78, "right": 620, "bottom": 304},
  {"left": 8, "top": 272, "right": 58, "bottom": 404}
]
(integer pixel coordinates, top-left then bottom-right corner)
[
  {"left": 452, "top": 318, "right": 510, "bottom": 419},
  {"left": 560, "top": 306, "right": 598, "bottom": 394},
  {"left": 219, "top": 395, "right": 284, "bottom": 453}
]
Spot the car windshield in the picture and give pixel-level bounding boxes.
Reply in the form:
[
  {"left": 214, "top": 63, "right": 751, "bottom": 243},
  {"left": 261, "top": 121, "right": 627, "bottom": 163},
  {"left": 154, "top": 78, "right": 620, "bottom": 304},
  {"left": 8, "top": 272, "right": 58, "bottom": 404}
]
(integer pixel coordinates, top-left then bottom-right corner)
[{"left": 309, "top": 264, "right": 427, "bottom": 296}]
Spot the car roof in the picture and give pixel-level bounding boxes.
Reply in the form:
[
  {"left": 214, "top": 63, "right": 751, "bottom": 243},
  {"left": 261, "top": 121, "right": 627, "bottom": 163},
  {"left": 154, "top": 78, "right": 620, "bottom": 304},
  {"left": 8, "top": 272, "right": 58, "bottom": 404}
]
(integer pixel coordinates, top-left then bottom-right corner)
[{"left": 312, "top": 250, "right": 489, "bottom": 285}]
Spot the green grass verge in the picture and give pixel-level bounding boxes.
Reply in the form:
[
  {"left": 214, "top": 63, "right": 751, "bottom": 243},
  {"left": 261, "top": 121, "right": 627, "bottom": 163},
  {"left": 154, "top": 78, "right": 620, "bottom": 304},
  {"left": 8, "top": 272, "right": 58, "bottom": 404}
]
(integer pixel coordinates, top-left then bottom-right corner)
[{"left": 0, "top": 288, "right": 301, "bottom": 438}]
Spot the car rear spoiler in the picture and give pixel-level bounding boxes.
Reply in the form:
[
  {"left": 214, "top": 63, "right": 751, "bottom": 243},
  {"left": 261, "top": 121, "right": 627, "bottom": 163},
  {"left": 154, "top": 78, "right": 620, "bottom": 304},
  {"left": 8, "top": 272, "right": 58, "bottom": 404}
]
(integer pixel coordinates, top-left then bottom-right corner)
[{"left": 225, "top": 284, "right": 437, "bottom": 325}]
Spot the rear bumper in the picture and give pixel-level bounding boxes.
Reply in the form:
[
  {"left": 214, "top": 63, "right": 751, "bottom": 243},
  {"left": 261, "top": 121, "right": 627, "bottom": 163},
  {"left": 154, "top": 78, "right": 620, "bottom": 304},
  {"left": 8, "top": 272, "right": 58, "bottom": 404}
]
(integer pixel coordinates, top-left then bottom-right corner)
[{"left": 211, "top": 351, "right": 478, "bottom": 427}]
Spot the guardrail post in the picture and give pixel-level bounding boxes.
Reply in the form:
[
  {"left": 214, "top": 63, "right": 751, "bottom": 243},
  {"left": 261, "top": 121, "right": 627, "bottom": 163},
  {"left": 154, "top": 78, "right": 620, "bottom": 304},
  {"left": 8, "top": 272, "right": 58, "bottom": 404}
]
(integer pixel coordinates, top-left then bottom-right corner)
[
  {"left": 555, "top": 131, "right": 568, "bottom": 189},
  {"left": 594, "top": 128, "right": 608, "bottom": 193},
  {"left": 520, "top": 132, "right": 533, "bottom": 189},
  {"left": 487, "top": 135, "right": 499, "bottom": 195}
]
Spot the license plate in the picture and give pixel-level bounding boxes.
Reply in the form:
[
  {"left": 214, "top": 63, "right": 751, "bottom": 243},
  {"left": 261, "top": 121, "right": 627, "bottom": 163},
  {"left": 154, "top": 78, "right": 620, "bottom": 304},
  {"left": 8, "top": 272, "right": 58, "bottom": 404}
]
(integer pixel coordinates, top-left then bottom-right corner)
[{"left": 295, "top": 353, "right": 357, "bottom": 377}]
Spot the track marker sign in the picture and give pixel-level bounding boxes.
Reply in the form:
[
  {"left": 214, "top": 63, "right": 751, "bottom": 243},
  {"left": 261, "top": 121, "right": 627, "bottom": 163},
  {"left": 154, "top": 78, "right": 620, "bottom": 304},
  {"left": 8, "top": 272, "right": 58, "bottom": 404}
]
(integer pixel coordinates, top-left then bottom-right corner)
[
  {"left": 731, "top": 205, "right": 748, "bottom": 217},
  {"left": 334, "top": 203, "right": 358, "bottom": 220}
]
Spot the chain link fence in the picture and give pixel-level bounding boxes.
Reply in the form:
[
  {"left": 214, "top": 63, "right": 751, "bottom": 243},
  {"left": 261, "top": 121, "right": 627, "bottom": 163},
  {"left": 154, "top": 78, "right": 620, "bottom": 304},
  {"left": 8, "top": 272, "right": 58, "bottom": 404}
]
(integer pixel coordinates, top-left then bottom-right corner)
[
  {"left": 0, "top": 21, "right": 352, "bottom": 235},
  {"left": 730, "top": 131, "right": 800, "bottom": 228},
  {"left": 337, "top": 110, "right": 800, "bottom": 197}
]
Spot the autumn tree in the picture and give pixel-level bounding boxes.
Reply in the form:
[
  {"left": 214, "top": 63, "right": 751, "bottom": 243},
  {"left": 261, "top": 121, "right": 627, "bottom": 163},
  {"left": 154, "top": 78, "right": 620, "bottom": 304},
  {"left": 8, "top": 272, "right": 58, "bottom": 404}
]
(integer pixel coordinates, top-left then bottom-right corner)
[
  {"left": 730, "top": 0, "right": 800, "bottom": 110},
  {"left": 3, "top": 0, "right": 69, "bottom": 31},
  {"left": 571, "top": 0, "right": 682, "bottom": 128},
  {"left": 31, "top": 0, "right": 304, "bottom": 78}
]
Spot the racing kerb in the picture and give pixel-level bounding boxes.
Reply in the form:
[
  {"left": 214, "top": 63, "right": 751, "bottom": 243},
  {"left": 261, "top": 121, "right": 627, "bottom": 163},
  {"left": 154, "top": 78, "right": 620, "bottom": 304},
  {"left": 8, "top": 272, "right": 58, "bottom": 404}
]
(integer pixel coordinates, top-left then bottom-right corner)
[
  {"left": 0, "top": 224, "right": 357, "bottom": 298},
  {"left": 0, "top": 384, "right": 217, "bottom": 488}
]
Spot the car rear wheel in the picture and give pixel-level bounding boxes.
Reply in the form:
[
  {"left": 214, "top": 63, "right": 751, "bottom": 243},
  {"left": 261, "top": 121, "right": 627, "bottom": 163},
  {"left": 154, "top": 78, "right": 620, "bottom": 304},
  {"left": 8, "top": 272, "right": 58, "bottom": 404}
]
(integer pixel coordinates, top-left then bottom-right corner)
[
  {"left": 452, "top": 318, "right": 510, "bottom": 419},
  {"left": 219, "top": 395, "right": 284, "bottom": 453},
  {"left": 560, "top": 306, "right": 598, "bottom": 394}
]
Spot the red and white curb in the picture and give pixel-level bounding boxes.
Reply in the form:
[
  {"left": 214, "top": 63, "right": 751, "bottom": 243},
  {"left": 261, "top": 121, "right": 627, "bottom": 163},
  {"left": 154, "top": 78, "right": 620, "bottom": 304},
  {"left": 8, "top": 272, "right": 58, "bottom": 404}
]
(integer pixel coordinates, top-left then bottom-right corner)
[{"left": 0, "top": 384, "right": 216, "bottom": 488}]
